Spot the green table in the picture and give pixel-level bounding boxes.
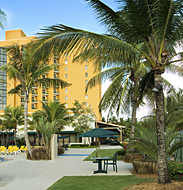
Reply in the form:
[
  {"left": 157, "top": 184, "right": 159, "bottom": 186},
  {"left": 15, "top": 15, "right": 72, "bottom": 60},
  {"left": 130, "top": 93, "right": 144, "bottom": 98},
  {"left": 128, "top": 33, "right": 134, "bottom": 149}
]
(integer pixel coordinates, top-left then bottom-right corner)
[{"left": 91, "top": 157, "right": 109, "bottom": 174}]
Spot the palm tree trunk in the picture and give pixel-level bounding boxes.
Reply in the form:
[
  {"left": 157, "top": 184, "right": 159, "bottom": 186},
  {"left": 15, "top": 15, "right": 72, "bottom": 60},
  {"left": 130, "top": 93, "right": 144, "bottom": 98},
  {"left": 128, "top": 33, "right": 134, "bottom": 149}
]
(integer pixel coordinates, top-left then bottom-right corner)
[
  {"left": 24, "top": 92, "right": 33, "bottom": 158},
  {"left": 130, "top": 79, "right": 138, "bottom": 140},
  {"left": 154, "top": 70, "right": 170, "bottom": 184},
  {"left": 14, "top": 126, "right": 17, "bottom": 146}
]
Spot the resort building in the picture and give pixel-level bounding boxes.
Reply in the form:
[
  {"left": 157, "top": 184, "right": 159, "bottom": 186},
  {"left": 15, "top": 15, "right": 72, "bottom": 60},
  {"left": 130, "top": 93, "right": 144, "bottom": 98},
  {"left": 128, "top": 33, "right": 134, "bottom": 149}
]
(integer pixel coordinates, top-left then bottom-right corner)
[
  {"left": 0, "top": 29, "right": 101, "bottom": 119},
  {"left": 0, "top": 29, "right": 102, "bottom": 145}
]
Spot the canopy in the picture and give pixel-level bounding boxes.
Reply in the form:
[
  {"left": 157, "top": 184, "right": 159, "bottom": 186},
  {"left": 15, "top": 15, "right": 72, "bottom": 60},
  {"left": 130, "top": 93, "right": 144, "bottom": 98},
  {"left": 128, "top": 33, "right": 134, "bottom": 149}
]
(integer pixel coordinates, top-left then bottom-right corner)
[
  {"left": 78, "top": 128, "right": 118, "bottom": 157},
  {"left": 78, "top": 128, "right": 118, "bottom": 137}
]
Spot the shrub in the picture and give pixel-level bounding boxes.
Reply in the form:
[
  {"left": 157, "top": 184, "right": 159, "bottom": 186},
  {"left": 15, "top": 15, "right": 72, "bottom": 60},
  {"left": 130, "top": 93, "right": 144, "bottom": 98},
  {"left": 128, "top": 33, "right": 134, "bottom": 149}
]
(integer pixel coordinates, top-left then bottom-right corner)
[
  {"left": 168, "top": 161, "right": 183, "bottom": 181},
  {"left": 116, "top": 149, "right": 126, "bottom": 156},
  {"left": 31, "top": 147, "right": 49, "bottom": 160},
  {"left": 58, "top": 147, "right": 64, "bottom": 155},
  {"left": 70, "top": 144, "right": 89, "bottom": 147}
]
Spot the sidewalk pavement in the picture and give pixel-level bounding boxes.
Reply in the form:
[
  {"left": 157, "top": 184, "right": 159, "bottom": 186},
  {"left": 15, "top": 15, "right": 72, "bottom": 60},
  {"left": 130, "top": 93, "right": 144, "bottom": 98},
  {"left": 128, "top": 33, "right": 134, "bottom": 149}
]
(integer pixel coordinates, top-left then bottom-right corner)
[{"left": 0, "top": 145, "right": 133, "bottom": 190}]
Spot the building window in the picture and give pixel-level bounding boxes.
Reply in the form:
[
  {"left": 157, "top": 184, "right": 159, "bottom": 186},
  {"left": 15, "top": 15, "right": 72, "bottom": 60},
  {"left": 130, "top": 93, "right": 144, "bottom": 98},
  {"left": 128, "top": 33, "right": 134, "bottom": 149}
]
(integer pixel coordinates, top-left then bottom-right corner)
[
  {"left": 54, "top": 59, "right": 57, "bottom": 64},
  {"left": 32, "top": 104, "right": 36, "bottom": 109},
  {"left": 85, "top": 95, "right": 88, "bottom": 99},
  {"left": 85, "top": 72, "right": 88, "bottom": 77},
  {"left": 85, "top": 65, "right": 88, "bottom": 70},
  {"left": 65, "top": 74, "right": 68, "bottom": 78},
  {"left": 43, "top": 75, "right": 46, "bottom": 79},
  {"left": 43, "top": 88, "right": 46, "bottom": 94},
  {"left": 65, "top": 88, "right": 68, "bottom": 93},
  {"left": 65, "top": 96, "right": 68, "bottom": 100},
  {"left": 85, "top": 59, "right": 87, "bottom": 63},
  {"left": 54, "top": 96, "right": 57, "bottom": 101},
  {"left": 42, "top": 96, "right": 46, "bottom": 101},
  {"left": 65, "top": 103, "right": 68, "bottom": 108},
  {"left": 85, "top": 102, "right": 88, "bottom": 107},
  {"left": 65, "top": 53, "right": 68, "bottom": 57},
  {"left": 54, "top": 73, "right": 57, "bottom": 79},
  {"left": 85, "top": 80, "right": 88, "bottom": 85},
  {"left": 89, "top": 105, "right": 91, "bottom": 108},
  {"left": 65, "top": 59, "right": 68, "bottom": 64},
  {"left": 65, "top": 67, "right": 68, "bottom": 71},
  {"left": 54, "top": 88, "right": 57, "bottom": 93}
]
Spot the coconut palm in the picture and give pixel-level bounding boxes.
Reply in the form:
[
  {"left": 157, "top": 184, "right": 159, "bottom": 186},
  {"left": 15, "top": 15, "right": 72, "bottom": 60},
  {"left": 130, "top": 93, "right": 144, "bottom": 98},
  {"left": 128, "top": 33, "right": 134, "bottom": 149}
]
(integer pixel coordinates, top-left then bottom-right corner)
[
  {"left": 3, "top": 105, "right": 24, "bottom": 145},
  {"left": 0, "top": 9, "right": 6, "bottom": 30},
  {"left": 34, "top": 0, "right": 183, "bottom": 184},
  {"left": 0, "top": 44, "right": 70, "bottom": 158}
]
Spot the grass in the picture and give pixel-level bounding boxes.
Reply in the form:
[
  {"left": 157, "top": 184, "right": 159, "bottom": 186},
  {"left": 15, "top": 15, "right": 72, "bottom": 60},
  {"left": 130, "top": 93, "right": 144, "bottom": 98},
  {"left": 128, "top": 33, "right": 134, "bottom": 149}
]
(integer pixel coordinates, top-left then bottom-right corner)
[
  {"left": 47, "top": 176, "right": 154, "bottom": 190},
  {"left": 84, "top": 148, "right": 122, "bottom": 161}
]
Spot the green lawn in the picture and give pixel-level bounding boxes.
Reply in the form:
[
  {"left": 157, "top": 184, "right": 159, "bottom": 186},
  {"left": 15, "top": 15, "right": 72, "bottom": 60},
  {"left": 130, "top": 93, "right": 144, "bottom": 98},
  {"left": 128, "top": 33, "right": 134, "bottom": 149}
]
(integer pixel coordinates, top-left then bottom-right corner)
[
  {"left": 47, "top": 176, "right": 154, "bottom": 190},
  {"left": 84, "top": 148, "right": 122, "bottom": 161}
]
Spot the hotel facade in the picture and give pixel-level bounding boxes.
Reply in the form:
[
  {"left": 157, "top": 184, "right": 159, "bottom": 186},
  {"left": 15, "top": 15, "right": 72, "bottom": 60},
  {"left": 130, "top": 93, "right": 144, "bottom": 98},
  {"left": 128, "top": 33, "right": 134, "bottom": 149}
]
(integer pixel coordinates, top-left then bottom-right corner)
[{"left": 0, "top": 29, "right": 101, "bottom": 144}]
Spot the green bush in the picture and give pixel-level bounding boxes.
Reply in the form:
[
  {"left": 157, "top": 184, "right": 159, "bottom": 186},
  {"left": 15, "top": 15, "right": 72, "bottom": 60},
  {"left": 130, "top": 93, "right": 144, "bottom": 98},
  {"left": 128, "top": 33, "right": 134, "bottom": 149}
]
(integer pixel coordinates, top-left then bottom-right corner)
[
  {"left": 116, "top": 149, "right": 126, "bottom": 156},
  {"left": 70, "top": 144, "right": 89, "bottom": 147},
  {"left": 58, "top": 146, "right": 64, "bottom": 155},
  {"left": 168, "top": 161, "right": 183, "bottom": 181}
]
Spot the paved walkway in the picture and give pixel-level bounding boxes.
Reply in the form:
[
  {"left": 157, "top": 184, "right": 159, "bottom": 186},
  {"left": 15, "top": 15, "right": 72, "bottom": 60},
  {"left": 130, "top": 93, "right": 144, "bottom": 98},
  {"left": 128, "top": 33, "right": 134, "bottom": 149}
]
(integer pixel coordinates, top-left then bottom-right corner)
[{"left": 0, "top": 146, "right": 133, "bottom": 190}]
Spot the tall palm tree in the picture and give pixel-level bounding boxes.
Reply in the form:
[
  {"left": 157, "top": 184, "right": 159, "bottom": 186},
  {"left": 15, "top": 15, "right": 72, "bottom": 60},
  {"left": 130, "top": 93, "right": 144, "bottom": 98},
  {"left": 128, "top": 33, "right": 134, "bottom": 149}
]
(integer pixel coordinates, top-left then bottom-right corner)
[
  {"left": 3, "top": 105, "right": 24, "bottom": 145},
  {"left": 34, "top": 0, "right": 183, "bottom": 184},
  {"left": 0, "top": 9, "right": 6, "bottom": 30},
  {"left": 0, "top": 44, "right": 70, "bottom": 157}
]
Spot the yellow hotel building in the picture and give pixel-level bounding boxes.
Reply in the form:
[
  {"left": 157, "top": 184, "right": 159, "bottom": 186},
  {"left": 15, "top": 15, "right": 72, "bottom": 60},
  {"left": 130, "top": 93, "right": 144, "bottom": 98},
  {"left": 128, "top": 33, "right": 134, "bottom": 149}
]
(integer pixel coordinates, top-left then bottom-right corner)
[{"left": 0, "top": 29, "right": 101, "bottom": 120}]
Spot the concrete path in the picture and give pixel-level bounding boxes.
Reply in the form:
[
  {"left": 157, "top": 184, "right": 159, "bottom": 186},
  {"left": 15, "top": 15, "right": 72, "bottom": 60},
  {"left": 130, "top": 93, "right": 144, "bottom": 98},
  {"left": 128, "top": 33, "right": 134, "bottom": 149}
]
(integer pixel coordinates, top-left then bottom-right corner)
[{"left": 0, "top": 146, "right": 133, "bottom": 190}]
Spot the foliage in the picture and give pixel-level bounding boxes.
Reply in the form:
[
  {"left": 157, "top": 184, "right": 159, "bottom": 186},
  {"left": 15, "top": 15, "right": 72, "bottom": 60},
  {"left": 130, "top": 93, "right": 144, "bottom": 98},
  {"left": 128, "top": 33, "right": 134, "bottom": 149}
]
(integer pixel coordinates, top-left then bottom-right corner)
[
  {"left": 116, "top": 149, "right": 126, "bottom": 156},
  {"left": 31, "top": 147, "right": 48, "bottom": 160},
  {"left": 128, "top": 124, "right": 183, "bottom": 162},
  {"left": 16, "top": 135, "right": 25, "bottom": 146},
  {"left": 168, "top": 161, "right": 183, "bottom": 181},
  {"left": 0, "top": 9, "right": 6, "bottom": 29},
  {"left": 71, "top": 100, "right": 95, "bottom": 135},
  {"left": 33, "top": 100, "right": 71, "bottom": 132},
  {"left": 34, "top": 118, "right": 59, "bottom": 160},
  {"left": 1, "top": 106, "right": 24, "bottom": 145},
  {"left": 47, "top": 176, "right": 154, "bottom": 190},
  {"left": 58, "top": 146, "right": 64, "bottom": 155}
]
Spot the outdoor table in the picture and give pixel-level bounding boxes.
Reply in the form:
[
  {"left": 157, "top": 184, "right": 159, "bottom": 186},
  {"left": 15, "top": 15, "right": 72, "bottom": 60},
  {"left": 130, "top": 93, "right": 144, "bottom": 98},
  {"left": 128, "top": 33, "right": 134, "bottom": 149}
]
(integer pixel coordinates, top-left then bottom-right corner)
[{"left": 91, "top": 157, "right": 109, "bottom": 174}]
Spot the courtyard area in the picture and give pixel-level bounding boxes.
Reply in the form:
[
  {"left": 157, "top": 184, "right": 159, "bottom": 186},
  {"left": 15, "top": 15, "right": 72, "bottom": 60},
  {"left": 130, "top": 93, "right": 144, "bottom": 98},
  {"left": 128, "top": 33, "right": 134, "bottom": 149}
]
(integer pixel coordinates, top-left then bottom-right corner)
[{"left": 0, "top": 145, "right": 133, "bottom": 190}]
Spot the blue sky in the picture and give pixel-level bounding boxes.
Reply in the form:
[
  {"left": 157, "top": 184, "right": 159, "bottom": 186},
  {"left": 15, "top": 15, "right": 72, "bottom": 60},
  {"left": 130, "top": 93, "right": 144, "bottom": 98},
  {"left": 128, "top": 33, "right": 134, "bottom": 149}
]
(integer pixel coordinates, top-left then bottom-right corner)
[{"left": 0, "top": 0, "right": 117, "bottom": 41}]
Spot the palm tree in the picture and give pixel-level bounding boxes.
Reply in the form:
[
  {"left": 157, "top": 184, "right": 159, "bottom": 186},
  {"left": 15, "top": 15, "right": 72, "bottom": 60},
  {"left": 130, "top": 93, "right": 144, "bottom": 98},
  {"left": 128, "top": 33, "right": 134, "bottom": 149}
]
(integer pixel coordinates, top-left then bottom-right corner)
[
  {"left": 0, "top": 9, "right": 6, "bottom": 30},
  {"left": 0, "top": 44, "right": 70, "bottom": 158},
  {"left": 3, "top": 105, "right": 24, "bottom": 145},
  {"left": 34, "top": 0, "right": 183, "bottom": 184},
  {"left": 32, "top": 100, "right": 71, "bottom": 131}
]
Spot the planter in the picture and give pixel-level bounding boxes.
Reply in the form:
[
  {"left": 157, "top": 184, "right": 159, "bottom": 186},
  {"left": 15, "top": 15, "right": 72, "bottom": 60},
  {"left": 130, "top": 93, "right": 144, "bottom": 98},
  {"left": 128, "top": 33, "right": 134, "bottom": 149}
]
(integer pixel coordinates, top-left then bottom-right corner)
[{"left": 133, "top": 160, "right": 158, "bottom": 174}]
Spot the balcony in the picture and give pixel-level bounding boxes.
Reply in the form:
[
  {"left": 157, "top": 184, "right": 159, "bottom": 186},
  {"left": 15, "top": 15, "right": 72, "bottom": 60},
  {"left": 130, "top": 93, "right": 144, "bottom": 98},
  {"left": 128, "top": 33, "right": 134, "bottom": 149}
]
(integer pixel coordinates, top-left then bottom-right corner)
[
  {"left": 42, "top": 91, "right": 49, "bottom": 96},
  {"left": 32, "top": 86, "right": 38, "bottom": 89},
  {"left": 32, "top": 93, "right": 38, "bottom": 96}
]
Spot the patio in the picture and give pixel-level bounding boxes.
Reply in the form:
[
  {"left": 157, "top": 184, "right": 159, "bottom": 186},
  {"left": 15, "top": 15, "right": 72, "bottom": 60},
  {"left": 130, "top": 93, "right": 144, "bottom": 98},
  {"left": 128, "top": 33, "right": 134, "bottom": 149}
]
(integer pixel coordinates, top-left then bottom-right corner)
[{"left": 0, "top": 145, "right": 133, "bottom": 190}]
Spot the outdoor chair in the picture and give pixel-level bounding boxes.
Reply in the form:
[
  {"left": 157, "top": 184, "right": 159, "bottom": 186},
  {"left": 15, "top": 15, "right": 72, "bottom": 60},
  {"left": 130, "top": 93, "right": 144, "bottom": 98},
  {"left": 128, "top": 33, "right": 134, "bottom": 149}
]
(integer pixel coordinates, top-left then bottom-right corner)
[{"left": 104, "top": 153, "right": 118, "bottom": 172}]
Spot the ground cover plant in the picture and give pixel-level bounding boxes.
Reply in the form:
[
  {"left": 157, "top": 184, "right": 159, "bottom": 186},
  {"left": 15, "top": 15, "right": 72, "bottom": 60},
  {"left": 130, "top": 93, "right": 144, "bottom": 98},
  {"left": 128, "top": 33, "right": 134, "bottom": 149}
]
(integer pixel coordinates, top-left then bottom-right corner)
[
  {"left": 47, "top": 176, "right": 154, "bottom": 190},
  {"left": 84, "top": 148, "right": 122, "bottom": 161}
]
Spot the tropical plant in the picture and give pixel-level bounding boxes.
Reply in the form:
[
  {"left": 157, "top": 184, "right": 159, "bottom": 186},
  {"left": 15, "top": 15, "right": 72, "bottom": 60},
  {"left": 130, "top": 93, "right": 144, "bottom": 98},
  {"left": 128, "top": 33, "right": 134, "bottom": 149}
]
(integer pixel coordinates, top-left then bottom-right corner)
[
  {"left": 0, "top": 44, "right": 70, "bottom": 158},
  {"left": 32, "top": 100, "right": 71, "bottom": 131},
  {"left": 2, "top": 105, "right": 24, "bottom": 145},
  {"left": 34, "top": 117, "right": 58, "bottom": 160},
  {"left": 70, "top": 100, "right": 96, "bottom": 144},
  {"left": 0, "top": 9, "right": 6, "bottom": 30},
  {"left": 34, "top": 0, "right": 183, "bottom": 184},
  {"left": 129, "top": 124, "right": 183, "bottom": 162}
]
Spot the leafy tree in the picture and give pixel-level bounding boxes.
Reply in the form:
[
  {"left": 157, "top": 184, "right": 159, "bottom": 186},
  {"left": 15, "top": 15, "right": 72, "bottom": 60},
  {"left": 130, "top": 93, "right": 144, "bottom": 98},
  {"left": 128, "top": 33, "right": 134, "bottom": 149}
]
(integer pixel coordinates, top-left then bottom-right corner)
[
  {"left": 2, "top": 105, "right": 24, "bottom": 145},
  {"left": 0, "top": 44, "right": 70, "bottom": 158},
  {"left": 71, "top": 100, "right": 96, "bottom": 144},
  {"left": 34, "top": 0, "right": 183, "bottom": 184}
]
